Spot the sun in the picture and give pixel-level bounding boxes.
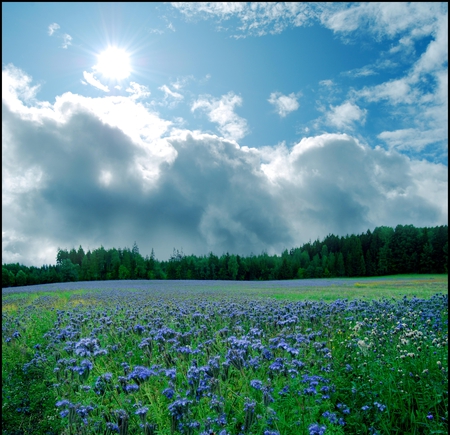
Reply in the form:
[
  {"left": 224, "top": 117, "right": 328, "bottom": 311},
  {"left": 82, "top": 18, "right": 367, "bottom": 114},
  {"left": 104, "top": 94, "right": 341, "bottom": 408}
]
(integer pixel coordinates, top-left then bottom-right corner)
[{"left": 94, "top": 46, "right": 131, "bottom": 80}]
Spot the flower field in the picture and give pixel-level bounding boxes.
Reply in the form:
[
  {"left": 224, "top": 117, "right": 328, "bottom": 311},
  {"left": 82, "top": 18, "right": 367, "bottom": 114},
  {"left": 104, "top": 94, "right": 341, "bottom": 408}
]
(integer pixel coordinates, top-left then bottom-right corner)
[{"left": 2, "top": 278, "right": 448, "bottom": 434}]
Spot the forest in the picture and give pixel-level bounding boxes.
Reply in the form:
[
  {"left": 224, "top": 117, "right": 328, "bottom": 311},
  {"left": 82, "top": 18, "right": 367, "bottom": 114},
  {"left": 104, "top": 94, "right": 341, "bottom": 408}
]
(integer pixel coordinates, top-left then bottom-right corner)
[{"left": 2, "top": 224, "right": 448, "bottom": 287}]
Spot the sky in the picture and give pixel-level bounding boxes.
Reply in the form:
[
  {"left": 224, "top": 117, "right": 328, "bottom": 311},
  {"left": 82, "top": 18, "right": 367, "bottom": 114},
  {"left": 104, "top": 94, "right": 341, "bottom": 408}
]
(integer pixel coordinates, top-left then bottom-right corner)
[{"left": 2, "top": 2, "right": 448, "bottom": 267}]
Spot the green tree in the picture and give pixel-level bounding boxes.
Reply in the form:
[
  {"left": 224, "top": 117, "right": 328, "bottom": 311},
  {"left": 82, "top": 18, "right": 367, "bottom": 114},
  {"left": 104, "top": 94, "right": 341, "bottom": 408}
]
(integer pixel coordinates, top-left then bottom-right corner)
[
  {"left": 2, "top": 267, "right": 15, "bottom": 287},
  {"left": 61, "top": 259, "right": 79, "bottom": 282},
  {"left": 420, "top": 241, "right": 434, "bottom": 273},
  {"left": 56, "top": 248, "right": 69, "bottom": 266},
  {"left": 118, "top": 264, "right": 130, "bottom": 280},
  {"left": 228, "top": 254, "right": 239, "bottom": 280},
  {"left": 336, "top": 253, "right": 345, "bottom": 277},
  {"left": 327, "top": 252, "right": 336, "bottom": 276},
  {"left": 377, "top": 245, "right": 391, "bottom": 276},
  {"left": 15, "top": 270, "right": 27, "bottom": 286},
  {"left": 278, "top": 257, "right": 291, "bottom": 280}
]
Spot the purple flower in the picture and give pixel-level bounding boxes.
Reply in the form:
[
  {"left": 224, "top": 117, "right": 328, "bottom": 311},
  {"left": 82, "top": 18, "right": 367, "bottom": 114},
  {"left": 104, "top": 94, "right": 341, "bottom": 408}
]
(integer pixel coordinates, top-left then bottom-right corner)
[
  {"left": 373, "top": 402, "right": 386, "bottom": 412},
  {"left": 135, "top": 406, "right": 148, "bottom": 423},
  {"left": 127, "top": 366, "right": 156, "bottom": 384},
  {"left": 162, "top": 387, "right": 175, "bottom": 399},
  {"left": 309, "top": 423, "right": 326, "bottom": 435},
  {"left": 124, "top": 383, "right": 139, "bottom": 393},
  {"left": 250, "top": 379, "right": 263, "bottom": 390}
]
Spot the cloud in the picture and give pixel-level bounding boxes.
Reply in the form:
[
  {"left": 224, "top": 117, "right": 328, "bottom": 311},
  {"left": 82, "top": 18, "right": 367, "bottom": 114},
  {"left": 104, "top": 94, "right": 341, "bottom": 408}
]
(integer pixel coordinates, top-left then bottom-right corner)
[
  {"left": 47, "top": 22, "right": 73, "bottom": 49},
  {"left": 158, "top": 84, "right": 183, "bottom": 107},
  {"left": 191, "top": 92, "right": 248, "bottom": 141},
  {"left": 268, "top": 92, "right": 300, "bottom": 117},
  {"left": 2, "top": 65, "right": 448, "bottom": 267},
  {"left": 83, "top": 71, "right": 110, "bottom": 92},
  {"left": 62, "top": 33, "right": 72, "bottom": 49},
  {"left": 48, "top": 23, "right": 60, "bottom": 36},
  {"left": 377, "top": 128, "right": 448, "bottom": 153},
  {"left": 171, "top": 2, "right": 317, "bottom": 37},
  {"left": 349, "top": 13, "right": 447, "bottom": 156},
  {"left": 126, "top": 82, "right": 151, "bottom": 100},
  {"left": 320, "top": 3, "right": 445, "bottom": 40},
  {"left": 171, "top": 3, "right": 446, "bottom": 42},
  {"left": 325, "top": 101, "right": 367, "bottom": 130},
  {"left": 319, "top": 79, "right": 334, "bottom": 87}
]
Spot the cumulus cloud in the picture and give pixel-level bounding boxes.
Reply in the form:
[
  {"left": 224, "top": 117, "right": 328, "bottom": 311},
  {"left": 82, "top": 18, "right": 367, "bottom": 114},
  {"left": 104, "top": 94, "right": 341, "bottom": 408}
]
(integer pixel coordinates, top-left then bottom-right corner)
[
  {"left": 268, "top": 92, "right": 300, "bottom": 117},
  {"left": 2, "top": 65, "right": 448, "bottom": 266},
  {"left": 192, "top": 92, "right": 248, "bottom": 141},
  {"left": 325, "top": 101, "right": 367, "bottom": 130},
  {"left": 83, "top": 71, "right": 110, "bottom": 92},
  {"left": 48, "top": 23, "right": 60, "bottom": 36}
]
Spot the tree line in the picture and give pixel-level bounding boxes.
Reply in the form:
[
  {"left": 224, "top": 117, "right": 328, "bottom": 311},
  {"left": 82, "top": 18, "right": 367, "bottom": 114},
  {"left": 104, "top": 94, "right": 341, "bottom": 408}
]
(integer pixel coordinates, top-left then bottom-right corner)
[{"left": 2, "top": 224, "right": 448, "bottom": 288}]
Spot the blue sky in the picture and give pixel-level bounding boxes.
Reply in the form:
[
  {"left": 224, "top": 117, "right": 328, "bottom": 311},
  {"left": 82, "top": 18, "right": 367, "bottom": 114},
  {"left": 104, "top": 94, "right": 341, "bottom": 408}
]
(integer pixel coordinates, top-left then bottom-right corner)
[{"left": 2, "top": 2, "right": 448, "bottom": 266}]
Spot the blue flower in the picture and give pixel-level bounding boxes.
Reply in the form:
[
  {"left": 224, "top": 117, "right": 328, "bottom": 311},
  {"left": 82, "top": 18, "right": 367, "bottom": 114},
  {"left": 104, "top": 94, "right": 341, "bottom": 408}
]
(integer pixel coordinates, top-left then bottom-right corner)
[
  {"left": 162, "top": 387, "right": 175, "bottom": 399},
  {"left": 135, "top": 406, "right": 148, "bottom": 423},
  {"left": 250, "top": 379, "right": 263, "bottom": 390},
  {"left": 373, "top": 401, "right": 386, "bottom": 412},
  {"left": 308, "top": 423, "right": 326, "bottom": 435}
]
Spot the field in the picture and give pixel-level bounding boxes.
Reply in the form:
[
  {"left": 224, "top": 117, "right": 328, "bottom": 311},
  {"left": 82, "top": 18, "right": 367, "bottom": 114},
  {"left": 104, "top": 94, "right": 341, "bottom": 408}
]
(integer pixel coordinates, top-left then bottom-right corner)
[{"left": 2, "top": 275, "right": 448, "bottom": 434}]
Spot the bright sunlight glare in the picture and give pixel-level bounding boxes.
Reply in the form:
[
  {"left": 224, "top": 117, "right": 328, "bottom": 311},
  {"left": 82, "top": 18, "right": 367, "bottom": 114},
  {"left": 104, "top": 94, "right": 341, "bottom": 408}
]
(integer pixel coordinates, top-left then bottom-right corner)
[{"left": 94, "top": 47, "right": 131, "bottom": 80}]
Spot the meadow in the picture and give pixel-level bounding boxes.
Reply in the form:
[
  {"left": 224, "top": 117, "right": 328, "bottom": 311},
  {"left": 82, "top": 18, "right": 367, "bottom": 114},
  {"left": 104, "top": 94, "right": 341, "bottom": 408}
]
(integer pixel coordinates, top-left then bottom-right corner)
[{"left": 2, "top": 275, "right": 448, "bottom": 435}]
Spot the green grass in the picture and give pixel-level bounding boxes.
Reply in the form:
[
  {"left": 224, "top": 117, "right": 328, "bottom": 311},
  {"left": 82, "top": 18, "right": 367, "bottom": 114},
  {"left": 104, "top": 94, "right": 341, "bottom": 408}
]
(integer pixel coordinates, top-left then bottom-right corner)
[{"left": 2, "top": 276, "right": 448, "bottom": 435}]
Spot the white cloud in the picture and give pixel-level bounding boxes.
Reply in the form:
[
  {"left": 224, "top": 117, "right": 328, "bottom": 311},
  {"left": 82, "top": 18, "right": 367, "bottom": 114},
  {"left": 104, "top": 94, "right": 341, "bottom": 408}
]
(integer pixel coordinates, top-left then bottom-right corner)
[
  {"left": 126, "top": 82, "right": 151, "bottom": 100},
  {"left": 410, "top": 12, "right": 448, "bottom": 80},
  {"left": 158, "top": 84, "right": 183, "bottom": 107},
  {"left": 344, "top": 66, "right": 377, "bottom": 78},
  {"left": 326, "top": 101, "right": 367, "bottom": 130},
  {"left": 319, "top": 79, "right": 334, "bottom": 87},
  {"left": 378, "top": 128, "right": 448, "bottom": 153},
  {"left": 48, "top": 23, "right": 60, "bottom": 36},
  {"left": 320, "top": 3, "right": 444, "bottom": 40},
  {"left": 47, "top": 23, "right": 72, "bottom": 48},
  {"left": 82, "top": 71, "right": 110, "bottom": 92},
  {"left": 171, "top": 3, "right": 446, "bottom": 42},
  {"left": 148, "top": 28, "right": 164, "bottom": 35},
  {"left": 159, "top": 84, "right": 183, "bottom": 99},
  {"left": 356, "top": 77, "right": 415, "bottom": 105},
  {"left": 2, "top": 65, "right": 448, "bottom": 267},
  {"left": 61, "top": 33, "right": 72, "bottom": 49},
  {"left": 192, "top": 92, "right": 248, "bottom": 141},
  {"left": 171, "top": 2, "right": 316, "bottom": 37},
  {"left": 268, "top": 92, "right": 300, "bottom": 117}
]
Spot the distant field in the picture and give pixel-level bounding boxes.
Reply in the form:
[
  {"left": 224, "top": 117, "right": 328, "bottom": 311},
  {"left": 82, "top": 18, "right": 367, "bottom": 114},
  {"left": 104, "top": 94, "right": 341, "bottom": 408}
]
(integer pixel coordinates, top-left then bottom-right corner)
[{"left": 2, "top": 275, "right": 447, "bottom": 312}]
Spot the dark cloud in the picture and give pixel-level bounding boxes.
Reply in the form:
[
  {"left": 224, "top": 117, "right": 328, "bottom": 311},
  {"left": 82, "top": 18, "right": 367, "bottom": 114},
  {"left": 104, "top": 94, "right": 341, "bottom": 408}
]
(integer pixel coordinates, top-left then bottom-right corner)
[{"left": 2, "top": 66, "right": 447, "bottom": 266}]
